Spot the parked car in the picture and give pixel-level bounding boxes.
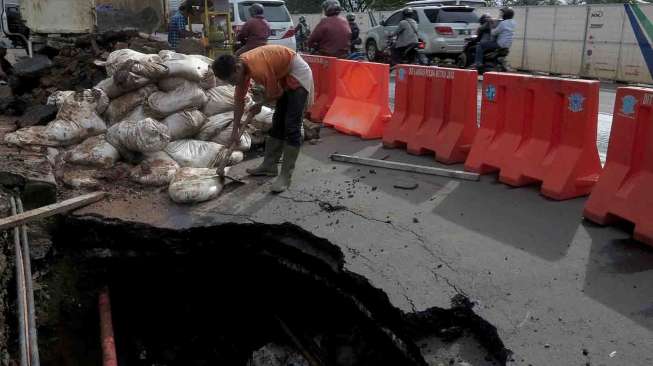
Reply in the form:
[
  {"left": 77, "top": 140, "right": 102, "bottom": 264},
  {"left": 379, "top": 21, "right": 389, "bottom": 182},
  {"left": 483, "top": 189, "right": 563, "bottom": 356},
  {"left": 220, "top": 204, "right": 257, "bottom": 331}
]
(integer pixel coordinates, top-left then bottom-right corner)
[
  {"left": 366, "top": 5, "right": 479, "bottom": 62},
  {"left": 231, "top": 0, "right": 296, "bottom": 51}
]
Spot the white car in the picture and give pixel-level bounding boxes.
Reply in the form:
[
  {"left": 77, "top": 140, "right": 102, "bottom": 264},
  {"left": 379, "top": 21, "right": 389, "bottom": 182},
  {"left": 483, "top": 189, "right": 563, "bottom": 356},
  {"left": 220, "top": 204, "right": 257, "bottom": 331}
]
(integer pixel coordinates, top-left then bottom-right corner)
[{"left": 231, "top": 0, "right": 297, "bottom": 50}]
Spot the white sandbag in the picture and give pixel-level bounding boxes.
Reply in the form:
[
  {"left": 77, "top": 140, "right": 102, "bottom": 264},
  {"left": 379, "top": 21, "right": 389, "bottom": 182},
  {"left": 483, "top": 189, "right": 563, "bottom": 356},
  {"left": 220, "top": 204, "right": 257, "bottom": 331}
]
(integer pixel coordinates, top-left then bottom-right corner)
[
  {"left": 120, "top": 60, "right": 169, "bottom": 80},
  {"left": 146, "top": 81, "right": 208, "bottom": 118},
  {"left": 158, "top": 77, "right": 187, "bottom": 92},
  {"left": 107, "top": 118, "right": 171, "bottom": 153},
  {"left": 162, "top": 110, "right": 206, "bottom": 140},
  {"left": 163, "top": 57, "right": 211, "bottom": 82},
  {"left": 165, "top": 140, "right": 223, "bottom": 168},
  {"left": 97, "top": 75, "right": 151, "bottom": 99},
  {"left": 129, "top": 151, "right": 179, "bottom": 186},
  {"left": 47, "top": 90, "right": 75, "bottom": 108},
  {"left": 199, "top": 68, "right": 217, "bottom": 90},
  {"left": 98, "top": 49, "right": 162, "bottom": 76},
  {"left": 105, "top": 85, "right": 158, "bottom": 125},
  {"left": 158, "top": 50, "right": 213, "bottom": 65},
  {"left": 64, "top": 135, "right": 120, "bottom": 169},
  {"left": 113, "top": 69, "right": 153, "bottom": 91},
  {"left": 202, "top": 124, "right": 252, "bottom": 152},
  {"left": 168, "top": 167, "right": 225, "bottom": 204},
  {"left": 202, "top": 85, "right": 241, "bottom": 116},
  {"left": 252, "top": 106, "right": 274, "bottom": 132},
  {"left": 196, "top": 112, "right": 233, "bottom": 140}
]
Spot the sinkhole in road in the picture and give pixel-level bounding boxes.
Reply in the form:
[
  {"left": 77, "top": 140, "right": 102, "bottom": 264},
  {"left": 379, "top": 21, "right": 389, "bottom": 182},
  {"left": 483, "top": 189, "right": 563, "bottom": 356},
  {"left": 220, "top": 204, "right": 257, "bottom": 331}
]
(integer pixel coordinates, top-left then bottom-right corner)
[{"left": 29, "top": 217, "right": 511, "bottom": 366}]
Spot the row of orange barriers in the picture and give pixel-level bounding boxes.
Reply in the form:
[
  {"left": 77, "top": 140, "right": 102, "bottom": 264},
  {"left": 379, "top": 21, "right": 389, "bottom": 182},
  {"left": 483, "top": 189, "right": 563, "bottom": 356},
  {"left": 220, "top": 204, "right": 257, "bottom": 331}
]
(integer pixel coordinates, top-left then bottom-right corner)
[{"left": 303, "top": 55, "right": 652, "bottom": 246}]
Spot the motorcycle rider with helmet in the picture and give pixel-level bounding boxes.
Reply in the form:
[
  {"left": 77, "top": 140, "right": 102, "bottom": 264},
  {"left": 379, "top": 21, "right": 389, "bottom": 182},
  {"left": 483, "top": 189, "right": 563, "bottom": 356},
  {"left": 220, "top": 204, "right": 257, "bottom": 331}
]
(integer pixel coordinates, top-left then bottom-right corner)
[{"left": 390, "top": 8, "right": 419, "bottom": 67}]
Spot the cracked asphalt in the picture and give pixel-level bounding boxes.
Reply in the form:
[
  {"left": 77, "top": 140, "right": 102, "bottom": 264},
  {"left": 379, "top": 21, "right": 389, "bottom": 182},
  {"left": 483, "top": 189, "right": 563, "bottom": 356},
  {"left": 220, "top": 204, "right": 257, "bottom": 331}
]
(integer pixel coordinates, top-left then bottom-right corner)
[{"left": 76, "top": 128, "right": 653, "bottom": 366}]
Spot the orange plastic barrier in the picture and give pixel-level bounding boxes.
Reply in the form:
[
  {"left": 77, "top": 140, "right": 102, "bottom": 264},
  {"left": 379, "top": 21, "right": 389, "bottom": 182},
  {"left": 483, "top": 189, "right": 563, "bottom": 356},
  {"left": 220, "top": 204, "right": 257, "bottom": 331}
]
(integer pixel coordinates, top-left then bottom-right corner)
[
  {"left": 302, "top": 54, "right": 337, "bottom": 123},
  {"left": 465, "top": 73, "right": 602, "bottom": 200},
  {"left": 322, "top": 59, "right": 391, "bottom": 139},
  {"left": 584, "top": 87, "right": 653, "bottom": 246},
  {"left": 383, "top": 65, "right": 478, "bottom": 164}
]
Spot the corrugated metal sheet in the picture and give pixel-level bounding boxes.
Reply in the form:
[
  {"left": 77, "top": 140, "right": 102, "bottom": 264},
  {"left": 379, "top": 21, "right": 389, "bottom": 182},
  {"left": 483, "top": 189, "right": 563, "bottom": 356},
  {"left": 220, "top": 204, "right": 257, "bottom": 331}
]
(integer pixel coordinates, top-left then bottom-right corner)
[{"left": 21, "top": 0, "right": 95, "bottom": 34}]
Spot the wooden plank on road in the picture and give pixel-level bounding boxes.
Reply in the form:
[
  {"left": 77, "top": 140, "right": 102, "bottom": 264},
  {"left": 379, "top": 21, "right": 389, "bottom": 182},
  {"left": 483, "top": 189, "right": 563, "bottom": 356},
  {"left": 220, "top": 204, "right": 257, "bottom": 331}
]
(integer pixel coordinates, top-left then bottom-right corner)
[
  {"left": 330, "top": 154, "right": 480, "bottom": 182},
  {"left": 0, "top": 192, "right": 107, "bottom": 231}
]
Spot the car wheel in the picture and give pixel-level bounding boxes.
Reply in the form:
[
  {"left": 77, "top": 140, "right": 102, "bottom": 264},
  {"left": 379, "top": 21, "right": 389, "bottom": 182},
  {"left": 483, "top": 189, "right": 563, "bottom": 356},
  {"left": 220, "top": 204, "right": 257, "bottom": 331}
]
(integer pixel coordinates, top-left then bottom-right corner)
[
  {"left": 456, "top": 53, "right": 467, "bottom": 68},
  {"left": 366, "top": 40, "right": 378, "bottom": 62}
]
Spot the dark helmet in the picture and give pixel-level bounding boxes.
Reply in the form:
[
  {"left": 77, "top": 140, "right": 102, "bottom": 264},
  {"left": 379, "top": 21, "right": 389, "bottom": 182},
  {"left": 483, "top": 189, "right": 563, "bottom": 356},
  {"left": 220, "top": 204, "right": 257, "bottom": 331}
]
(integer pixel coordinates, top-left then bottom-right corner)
[
  {"left": 346, "top": 13, "right": 356, "bottom": 22},
  {"left": 322, "top": 0, "right": 341, "bottom": 16},
  {"left": 249, "top": 3, "right": 264, "bottom": 17},
  {"left": 500, "top": 7, "right": 515, "bottom": 20},
  {"left": 479, "top": 13, "right": 491, "bottom": 24},
  {"left": 299, "top": 16, "right": 306, "bottom": 22},
  {"left": 403, "top": 7, "right": 415, "bottom": 17}
]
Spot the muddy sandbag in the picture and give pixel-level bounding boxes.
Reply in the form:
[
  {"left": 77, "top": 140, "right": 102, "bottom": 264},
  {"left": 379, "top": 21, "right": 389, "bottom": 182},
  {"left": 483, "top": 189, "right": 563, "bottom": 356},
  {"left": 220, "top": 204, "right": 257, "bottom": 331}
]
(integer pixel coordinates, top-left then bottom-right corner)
[
  {"left": 130, "top": 151, "right": 179, "bottom": 186},
  {"left": 247, "top": 343, "right": 309, "bottom": 366},
  {"left": 202, "top": 85, "right": 250, "bottom": 116},
  {"left": 158, "top": 77, "right": 187, "bottom": 92},
  {"left": 163, "top": 110, "right": 206, "bottom": 140},
  {"left": 46, "top": 90, "right": 75, "bottom": 108},
  {"left": 123, "top": 105, "right": 149, "bottom": 122},
  {"left": 197, "top": 116, "right": 252, "bottom": 152},
  {"left": 119, "top": 59, "right": 169, "bottom": 80},
  {"left": 163, "top": 57, "right": 211, "bottom": 82},
  {"left": 107, "top": 118, "right": 170, "bottom": 153},
  {"left": 64, "top": 135, "right": 120, "bottom": 169},
  {"left": 5, "top": 89, "right": 109, "bottom": 147},
  {"left": 105, "top": 85, "right": 158, "bottom": 125},
  {"left": 97, "top": 75, "right": 151, "bottom": 99},
  {"left": 168, "top": 167, "right": 225, "bottom": 204},
  {"left": 199, "top": 68, "right": 217, "bottom": 90},
  {"left": 62, "top": 169, "right": 101, "bottom": 189},
  {"left": 97, "top": 49, "right": 162, "bottom": 76},
  {"left": 145, "top": 81, "right": 207, "bottom": 118},
  {"left": 159, "top": 50, "right": 213, "bottom": 64}
]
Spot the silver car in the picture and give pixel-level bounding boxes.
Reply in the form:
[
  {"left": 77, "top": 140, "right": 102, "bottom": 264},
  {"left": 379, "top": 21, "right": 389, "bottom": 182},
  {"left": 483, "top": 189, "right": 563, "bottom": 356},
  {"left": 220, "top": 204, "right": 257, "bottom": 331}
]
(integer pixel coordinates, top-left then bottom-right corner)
[{"left": 366, "top": 5, "right": 479, "bottom": 62}]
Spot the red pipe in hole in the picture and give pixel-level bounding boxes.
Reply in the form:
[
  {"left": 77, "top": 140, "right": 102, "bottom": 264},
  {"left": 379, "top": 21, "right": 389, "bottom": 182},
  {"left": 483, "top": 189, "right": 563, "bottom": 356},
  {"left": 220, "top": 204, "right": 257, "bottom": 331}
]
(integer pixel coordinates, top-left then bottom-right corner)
[{"left": 99, "top": 287, "right": 118, "bottom": 366}]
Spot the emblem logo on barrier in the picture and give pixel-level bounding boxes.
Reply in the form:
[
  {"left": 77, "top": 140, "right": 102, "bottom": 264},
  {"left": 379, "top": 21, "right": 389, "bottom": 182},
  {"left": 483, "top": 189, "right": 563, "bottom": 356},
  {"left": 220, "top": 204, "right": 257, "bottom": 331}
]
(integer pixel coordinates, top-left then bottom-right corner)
[
  {"left": 568, "top": 93, "right": 585, "bottom": 113},
  {"left": 621, "top": 95, "right": 637, "bottom": 117},
  {"left": 485, "top": 85, "right": 497, "bottom": 102},
  {"left": 398, "top": 68, "right": 407, "bottom": 81}
]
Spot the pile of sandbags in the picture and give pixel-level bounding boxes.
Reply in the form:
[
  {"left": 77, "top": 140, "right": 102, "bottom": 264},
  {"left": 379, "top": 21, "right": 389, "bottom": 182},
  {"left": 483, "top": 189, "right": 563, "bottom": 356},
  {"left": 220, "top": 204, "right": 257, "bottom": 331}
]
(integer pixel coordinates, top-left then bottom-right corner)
[{"left": 4, "top": 49, "right": 269, "bottom": 204}]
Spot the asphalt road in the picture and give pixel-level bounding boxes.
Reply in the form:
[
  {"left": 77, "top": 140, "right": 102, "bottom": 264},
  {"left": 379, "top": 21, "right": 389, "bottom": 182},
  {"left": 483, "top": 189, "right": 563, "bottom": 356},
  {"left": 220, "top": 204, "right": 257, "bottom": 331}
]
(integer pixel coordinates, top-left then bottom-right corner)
[{"left": 78, "top": 126, "right": 653, "bottom": 366}]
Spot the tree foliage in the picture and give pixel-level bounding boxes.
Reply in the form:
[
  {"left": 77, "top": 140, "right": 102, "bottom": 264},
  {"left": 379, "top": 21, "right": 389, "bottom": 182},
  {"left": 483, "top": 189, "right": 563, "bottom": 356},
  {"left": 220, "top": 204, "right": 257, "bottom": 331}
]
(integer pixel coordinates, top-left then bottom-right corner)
[{"left": 286, "top": 0, "right": 408, "bottom": 13}]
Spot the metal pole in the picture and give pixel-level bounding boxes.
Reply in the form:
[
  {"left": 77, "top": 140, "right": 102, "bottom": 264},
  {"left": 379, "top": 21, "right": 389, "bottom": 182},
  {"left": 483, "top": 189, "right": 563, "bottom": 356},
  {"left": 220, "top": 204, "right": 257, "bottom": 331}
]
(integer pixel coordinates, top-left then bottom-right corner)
[
  {"left": 10, "top": 197, "right": 29, "bottom": 366},
  {"left": 16, "top": 197, "right": 40, "bottom": 366},
  {"left": 579, "top": 5, "right": 591, "bottom": 78}
]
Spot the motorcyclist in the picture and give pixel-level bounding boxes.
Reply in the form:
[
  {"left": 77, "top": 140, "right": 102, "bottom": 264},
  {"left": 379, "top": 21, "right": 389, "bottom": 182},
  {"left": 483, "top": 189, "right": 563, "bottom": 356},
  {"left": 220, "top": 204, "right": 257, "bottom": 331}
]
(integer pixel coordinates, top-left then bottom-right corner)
[
  {"left": 308, "top": 0, "right": 351, "bottom": 58},
  {"left": 236, "top": 3, "right": 271, "bottom": 56},
  {"left": 463, "top": 14, "right": 495, "bottom": 67},
  {"left": 474, "top": 7, "right": 515, "bottom": 69},
  {"left": 347, "top": 13, "right": 361, "bottom": 53},
  {"left": 390, "top": 8, "right": 419, "bottom": 67},
  {"left": 295, "top": 16, "right": 311, "bottom": 52}
]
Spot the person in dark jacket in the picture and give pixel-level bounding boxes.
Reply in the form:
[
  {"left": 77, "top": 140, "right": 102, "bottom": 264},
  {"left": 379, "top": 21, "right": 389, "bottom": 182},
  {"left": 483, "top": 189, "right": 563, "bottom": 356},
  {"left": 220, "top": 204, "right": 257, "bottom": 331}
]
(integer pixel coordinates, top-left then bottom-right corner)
[
  {"left": 347, "top": 13, "right": 361, "bottom": 53},
  {"left": 295, "top": 16, "right": 311, "bottom": 52},
  {"left": 307, "top": 0, "right": 351, "bottom": 58},
  {"left": 236, "top": 3, "right": 271, "bottom": 56}
]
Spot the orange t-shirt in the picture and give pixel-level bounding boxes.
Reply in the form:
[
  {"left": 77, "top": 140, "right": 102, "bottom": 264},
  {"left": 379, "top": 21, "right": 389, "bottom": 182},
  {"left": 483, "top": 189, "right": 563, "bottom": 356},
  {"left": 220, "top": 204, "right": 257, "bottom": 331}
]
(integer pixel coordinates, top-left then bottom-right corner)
[{"left": 236, "top": 45, "right": 301, "bottom": 102}]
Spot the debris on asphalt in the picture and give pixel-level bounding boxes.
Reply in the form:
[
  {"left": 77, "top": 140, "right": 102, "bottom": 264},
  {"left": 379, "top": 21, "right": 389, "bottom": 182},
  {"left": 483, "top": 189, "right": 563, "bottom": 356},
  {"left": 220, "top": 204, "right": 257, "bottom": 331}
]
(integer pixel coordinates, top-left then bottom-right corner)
[{"left": 394, "top": 182, "right": 419, "bottom": 190}]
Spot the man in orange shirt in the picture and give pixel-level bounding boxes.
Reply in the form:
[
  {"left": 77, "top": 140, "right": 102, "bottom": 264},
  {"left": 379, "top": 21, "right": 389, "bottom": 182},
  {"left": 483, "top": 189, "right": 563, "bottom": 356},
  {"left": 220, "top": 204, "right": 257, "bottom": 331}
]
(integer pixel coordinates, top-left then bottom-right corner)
[{"left": 212, "top": 45, "right": 314, "bottom": 193}]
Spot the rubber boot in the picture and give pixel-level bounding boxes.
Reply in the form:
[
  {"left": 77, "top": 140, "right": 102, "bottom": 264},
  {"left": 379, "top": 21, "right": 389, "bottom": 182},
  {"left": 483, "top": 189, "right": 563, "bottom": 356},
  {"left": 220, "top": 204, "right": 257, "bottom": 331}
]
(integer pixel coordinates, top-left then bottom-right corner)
[
  {"left": 246, "top": 136, "right": 284, "bottom": 176},
  {"left": 271, "top": 144, "right": 300, "bottom": 193}
]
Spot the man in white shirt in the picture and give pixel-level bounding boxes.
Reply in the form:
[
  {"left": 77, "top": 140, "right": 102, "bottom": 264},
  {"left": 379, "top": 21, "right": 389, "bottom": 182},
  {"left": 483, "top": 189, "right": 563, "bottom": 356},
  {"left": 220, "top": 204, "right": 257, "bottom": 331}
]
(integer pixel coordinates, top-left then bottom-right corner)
[{"left": 474, "top": 7, "right": 515, "bottom": 69}]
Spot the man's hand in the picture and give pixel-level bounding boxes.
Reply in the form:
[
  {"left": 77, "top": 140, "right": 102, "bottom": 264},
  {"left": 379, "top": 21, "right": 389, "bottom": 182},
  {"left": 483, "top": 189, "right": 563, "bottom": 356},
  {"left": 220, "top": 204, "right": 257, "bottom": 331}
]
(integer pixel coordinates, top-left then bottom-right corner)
[
  {"left": 249, "top": 103, "right": 263, "bottom": 116},
  {"left": 229, "top": 123, "right": 240, "bottom": 148}
]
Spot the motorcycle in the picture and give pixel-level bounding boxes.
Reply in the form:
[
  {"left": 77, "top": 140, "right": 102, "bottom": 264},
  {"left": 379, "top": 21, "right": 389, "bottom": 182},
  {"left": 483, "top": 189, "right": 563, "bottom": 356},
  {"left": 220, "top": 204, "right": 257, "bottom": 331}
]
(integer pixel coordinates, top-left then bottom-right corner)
[
  {"left": 457, "top": 36, "right": 510, "bottom": 72},
  {"left": 384, "top": 36, "right": 430, "bottom": 66}
]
